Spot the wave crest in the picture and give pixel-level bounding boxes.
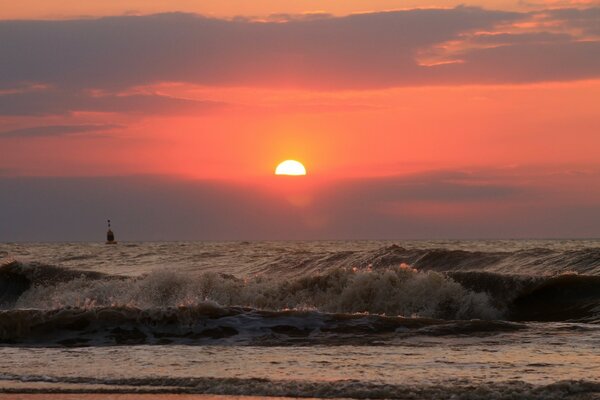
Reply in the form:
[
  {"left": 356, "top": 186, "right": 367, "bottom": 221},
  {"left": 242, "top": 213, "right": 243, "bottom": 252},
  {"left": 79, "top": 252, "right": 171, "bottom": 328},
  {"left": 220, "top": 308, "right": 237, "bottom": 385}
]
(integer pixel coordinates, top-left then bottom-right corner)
[
  {"left": 15, "top": 264, "right": 500, "bottom": 320},
  {"left": 3, "top": 256, "right": 600, "bottom": 324}
]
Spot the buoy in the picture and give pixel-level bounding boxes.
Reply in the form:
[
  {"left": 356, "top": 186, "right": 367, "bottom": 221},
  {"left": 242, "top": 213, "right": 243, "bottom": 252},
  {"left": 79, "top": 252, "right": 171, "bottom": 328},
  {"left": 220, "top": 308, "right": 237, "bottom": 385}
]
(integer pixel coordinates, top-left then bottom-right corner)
[{"left": 106, "top": 219, "right": 117, "bottom": 244}]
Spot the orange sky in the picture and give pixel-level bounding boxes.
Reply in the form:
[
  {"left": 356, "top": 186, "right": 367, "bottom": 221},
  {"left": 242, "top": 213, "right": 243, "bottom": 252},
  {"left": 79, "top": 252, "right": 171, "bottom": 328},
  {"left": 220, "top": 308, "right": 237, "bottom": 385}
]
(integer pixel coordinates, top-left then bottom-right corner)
[
  {"left": 0, "top": 1, "right": 599, "bottom": 239},
  {"left": 1, "top": 0, "right": 585, "bottom": 20},
  {"left": 2, "top": 81, "right": 599, "bottom": 180}
]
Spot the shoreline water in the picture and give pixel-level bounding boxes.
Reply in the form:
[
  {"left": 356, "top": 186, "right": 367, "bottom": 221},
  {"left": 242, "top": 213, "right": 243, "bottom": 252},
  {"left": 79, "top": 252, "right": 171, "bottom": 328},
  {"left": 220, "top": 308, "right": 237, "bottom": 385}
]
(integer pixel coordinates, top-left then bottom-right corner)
[
  {"left": 1, "top": 241, "right": 599, "bottom": 399},
  {"left": 2, "top": 381, "right": 599, "bottom": 399}
]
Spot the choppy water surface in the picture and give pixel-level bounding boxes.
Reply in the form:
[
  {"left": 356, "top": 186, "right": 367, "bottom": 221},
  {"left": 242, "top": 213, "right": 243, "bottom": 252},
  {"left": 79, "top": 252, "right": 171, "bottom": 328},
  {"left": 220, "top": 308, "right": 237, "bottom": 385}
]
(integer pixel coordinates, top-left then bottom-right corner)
[{"left": 1, "top": 240, "right": 599, "bottom": 398}]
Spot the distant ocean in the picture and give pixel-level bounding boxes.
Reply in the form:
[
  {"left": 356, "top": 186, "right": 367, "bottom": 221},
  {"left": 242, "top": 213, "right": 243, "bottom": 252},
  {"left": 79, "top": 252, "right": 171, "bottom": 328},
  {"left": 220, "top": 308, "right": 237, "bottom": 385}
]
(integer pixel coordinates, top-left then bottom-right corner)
[{"left": 1, "top": 240, "right": 599, "bottom": 398}]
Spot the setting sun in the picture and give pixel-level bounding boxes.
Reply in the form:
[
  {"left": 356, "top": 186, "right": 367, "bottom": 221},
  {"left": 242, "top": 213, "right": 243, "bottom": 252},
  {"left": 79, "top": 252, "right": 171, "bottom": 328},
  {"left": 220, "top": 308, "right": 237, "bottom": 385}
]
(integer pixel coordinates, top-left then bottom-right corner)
[{"left": 275, "top": 160, "right": 307, "bottom": 176}]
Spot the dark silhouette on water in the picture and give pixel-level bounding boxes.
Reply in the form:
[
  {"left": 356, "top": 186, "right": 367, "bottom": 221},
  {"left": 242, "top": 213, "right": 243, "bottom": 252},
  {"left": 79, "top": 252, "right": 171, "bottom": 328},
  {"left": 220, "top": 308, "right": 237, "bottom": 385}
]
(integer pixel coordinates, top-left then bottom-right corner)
[{"left": 106, "top": 219, "right": 117, "bottom": 244}]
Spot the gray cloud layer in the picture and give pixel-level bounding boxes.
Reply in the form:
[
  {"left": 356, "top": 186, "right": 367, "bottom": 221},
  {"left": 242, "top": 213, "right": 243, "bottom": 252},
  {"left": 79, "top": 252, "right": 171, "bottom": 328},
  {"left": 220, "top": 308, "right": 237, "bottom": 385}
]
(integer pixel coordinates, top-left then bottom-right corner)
[
  {"left": 0, "top": 7, "right": 598, "bottom": 92},
  {"left": 0, "top": 89, "right": 224, "bottom": 116},
  {"left": 0, "top": 124, "right": 122, "bottom": 138},
  {"left": 470, "top": 32, "right": 573, "bottom": 45},
  {"left": 1, "top": 172, "right": 598, "bottom": 241},
  {"left": 547, "top": 8, "right": 600, "bottom": 35},
  {"left": 0, "top": 8, "right": 519, "bottom": 90},
  {"left": 0, "top": 7, "right": 598, "bottom": 117}
]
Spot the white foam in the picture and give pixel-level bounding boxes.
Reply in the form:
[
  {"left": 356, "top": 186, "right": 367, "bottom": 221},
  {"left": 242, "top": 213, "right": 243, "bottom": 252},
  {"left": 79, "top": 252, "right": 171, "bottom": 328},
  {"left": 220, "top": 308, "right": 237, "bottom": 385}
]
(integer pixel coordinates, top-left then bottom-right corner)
[{"left": 16, "top": 265, "right": 500, "bottom": 319}]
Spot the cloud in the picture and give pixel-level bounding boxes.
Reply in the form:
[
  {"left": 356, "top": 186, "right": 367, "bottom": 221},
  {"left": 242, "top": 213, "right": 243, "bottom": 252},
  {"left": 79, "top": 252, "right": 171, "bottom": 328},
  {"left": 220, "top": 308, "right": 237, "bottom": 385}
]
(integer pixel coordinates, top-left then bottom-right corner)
[
  {"left": 0, "top": 7, "right": 597, "bottom": 117},
  {"left": 470, "top": 32, "right": 573, "bottom": 44},
  {"left": 0, "top": 82, "right": 50, "bottom": 95},
  {"left": 320, "top": 171, "right": 524, "bottom": 204},
  {"left": 546, "top": 7, "right": 600, "bottom": 35},
  {"left": 0, "top": 88, "right": 224, "bottom": 116},
  {"left": 0, "top": 176, "right": 308, "bottom": 241},
  {"left": 434, "top": 40, "right": 600, "bottom": 84},
  {"left": 3, "top": 169, "right": 597, "bottom": 241},
  {"left": 0, "top": 124, "right": 122, "bottom": 138},
  {"left": 0, "top": 8, "right": 523, "bottom": 91},
  {"left": 255, "top": 12, "right": 334, "bottom": 23}
]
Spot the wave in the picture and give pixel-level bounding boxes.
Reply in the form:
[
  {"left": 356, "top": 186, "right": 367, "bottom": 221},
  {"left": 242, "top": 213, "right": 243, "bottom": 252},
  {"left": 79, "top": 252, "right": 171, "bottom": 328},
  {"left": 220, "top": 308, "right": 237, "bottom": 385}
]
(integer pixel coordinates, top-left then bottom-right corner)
[
  {"left": 0, "top": 258, "right": 118, "bottom": 307},
  {"left": 448, "top": 271, "right": 600, "bottom": 323},
  {"left": 2, "top": 260, "right": 500, "bottom": 320},
  {"left": 1, "top": 373, "right": 598, "bottom": 399},
  {"left": 0, "top": 255, "right": 600, "bottom": 345},
  {"left": 328, "top": 245, "right": 600, "bottom": 276},
  {"left": 200, "top": 243, "right": 600, "bottom": 278},
  {"left": 0, "top": 304, "right": 526, "bottom": 346}
]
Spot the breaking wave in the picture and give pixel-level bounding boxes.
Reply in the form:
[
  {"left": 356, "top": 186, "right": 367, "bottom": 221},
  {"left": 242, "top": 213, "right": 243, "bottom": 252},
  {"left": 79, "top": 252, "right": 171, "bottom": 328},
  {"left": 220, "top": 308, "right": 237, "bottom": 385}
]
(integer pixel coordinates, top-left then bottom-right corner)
[
  {"left": 2, "top": 257, "right": 599, "bottom": 324},
  {"left": 2, "top": 260, "right": 499, "bottom": 320},
  {"left": 1, "top": 242, "right": 600, "bottom": 347}
]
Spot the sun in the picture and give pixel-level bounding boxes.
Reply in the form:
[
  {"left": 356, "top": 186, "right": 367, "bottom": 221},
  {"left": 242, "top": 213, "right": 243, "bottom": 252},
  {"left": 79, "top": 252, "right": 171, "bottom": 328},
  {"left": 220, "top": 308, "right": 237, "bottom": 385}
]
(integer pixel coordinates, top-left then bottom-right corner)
[{"left": 275, "top": 160, "right": 307, "bottom": 176}]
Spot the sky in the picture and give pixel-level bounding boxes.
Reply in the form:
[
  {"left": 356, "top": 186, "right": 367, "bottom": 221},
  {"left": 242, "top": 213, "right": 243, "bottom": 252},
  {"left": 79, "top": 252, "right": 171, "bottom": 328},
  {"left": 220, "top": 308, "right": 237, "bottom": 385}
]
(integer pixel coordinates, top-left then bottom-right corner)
[{"left": 1, "top": 0, "right": 599, "bottom": 241}]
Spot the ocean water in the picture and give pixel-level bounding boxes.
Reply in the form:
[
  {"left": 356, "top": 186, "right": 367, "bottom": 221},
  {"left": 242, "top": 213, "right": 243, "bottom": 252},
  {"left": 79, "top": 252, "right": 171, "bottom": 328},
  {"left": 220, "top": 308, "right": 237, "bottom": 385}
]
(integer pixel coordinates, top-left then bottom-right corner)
[{"left": 1, "top": 240, "right": 599, "bottom": 399}]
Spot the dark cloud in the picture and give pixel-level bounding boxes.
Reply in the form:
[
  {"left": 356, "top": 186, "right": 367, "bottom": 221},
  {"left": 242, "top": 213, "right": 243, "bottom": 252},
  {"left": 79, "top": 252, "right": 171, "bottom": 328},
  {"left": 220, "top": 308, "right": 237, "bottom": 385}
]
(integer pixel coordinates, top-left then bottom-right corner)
[
  {"left": 0, "top": 89, "right": 224, "bottom": 116},
  {"left": 546, "top": 7, "right": 600, "bottom": 35},
  {"left": 481, "top": 40, "right": 600, "bottom": 82},
  {"left": 0, "top": 8, "right": 523, "bottom": 91},
  {"left": 0, "top": 176, "right": 307, "bottom": 241},
  {"left": 0, "top": 82, "right": 50, "bottom": 94},
  {"left": 257, "top": 12, "right": 333, "bottom": 22},
  {"left": 470, "top": 32, "right": 572, "bottom": 44},
  {"left": 0, "top": 7, "right": 597, "bottom": 116},
  {"left": 0, "top": 124, "right": 122, "bottom": 138},
  {"left": 321, "top": 171, "right": 523, "bottom": 204},
  {"left": 430, "top": 40, "right": 600, "bottom": 84},
  {"left": 2, "top": 171, "right": 597, "bottom": 241}
]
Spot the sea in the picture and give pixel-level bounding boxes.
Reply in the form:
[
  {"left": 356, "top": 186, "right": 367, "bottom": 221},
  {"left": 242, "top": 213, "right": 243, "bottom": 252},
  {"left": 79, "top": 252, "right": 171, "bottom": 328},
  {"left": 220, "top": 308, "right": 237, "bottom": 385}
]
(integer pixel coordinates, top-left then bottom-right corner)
[{"left": 0, "top": 240, "right": 599, "bottom": 399}]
